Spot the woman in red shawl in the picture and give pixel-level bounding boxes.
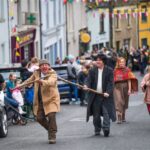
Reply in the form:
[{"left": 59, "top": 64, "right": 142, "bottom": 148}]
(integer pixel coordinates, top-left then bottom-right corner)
[{"left": 114, "top": 57, "right": 138, "bottom": 124}]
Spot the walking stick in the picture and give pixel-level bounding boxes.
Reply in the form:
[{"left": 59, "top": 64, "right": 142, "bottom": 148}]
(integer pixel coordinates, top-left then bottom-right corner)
[
  {"left": 11, "top": 74, "right": 51, "bottom": 91},
  {"left": 58, "top": 76, "right": 104, "bottom": 96}
]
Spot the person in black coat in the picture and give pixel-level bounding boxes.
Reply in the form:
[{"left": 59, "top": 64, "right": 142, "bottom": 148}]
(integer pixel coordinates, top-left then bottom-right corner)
[{"left": 84, "top": 53, "right": 116, "bottom": 137}]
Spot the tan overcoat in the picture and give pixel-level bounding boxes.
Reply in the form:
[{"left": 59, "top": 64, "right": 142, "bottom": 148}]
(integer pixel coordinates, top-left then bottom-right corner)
[{"left": 22, "top": 69, "right": 60, "bottom": 116}]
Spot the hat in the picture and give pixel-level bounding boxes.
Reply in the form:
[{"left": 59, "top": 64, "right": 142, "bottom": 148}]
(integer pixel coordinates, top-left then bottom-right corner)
[{"left": 39, "top": 59, "right": 50, "bottom": 66}]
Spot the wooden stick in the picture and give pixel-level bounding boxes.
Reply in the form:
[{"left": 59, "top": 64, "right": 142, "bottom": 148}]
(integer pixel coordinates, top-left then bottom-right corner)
[
  {"left": 11, "top": 74, "right": 51, "bottom": 91},
  {"left": 58, "top": 76, "right": 104, "bottom": 95}
]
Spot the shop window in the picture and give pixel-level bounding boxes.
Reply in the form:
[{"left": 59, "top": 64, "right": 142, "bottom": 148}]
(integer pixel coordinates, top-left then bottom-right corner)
[
  {"left": 141, "top": 6, "right": 147, "bottom": 23},
  {"left": 0, "top": 0, "right": 4, "bottom": 21},
  {"left": 24, "top": 45, "right": 29, "bottom": 60}
]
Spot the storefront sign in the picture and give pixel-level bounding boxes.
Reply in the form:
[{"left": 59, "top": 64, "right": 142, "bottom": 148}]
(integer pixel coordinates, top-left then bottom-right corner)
[{"left": 17, "top": 33, "right": 34, "bottom": 46}]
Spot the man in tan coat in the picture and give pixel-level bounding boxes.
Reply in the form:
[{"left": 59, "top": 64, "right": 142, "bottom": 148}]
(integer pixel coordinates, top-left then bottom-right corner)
[{"left": 20, "top": 59, "right": 60, "bottom": 144}]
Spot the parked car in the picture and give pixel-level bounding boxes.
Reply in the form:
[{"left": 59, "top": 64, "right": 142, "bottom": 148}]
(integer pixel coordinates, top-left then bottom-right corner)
[{"left": 0, "top": 91, "right": 8, "bottom": 138}]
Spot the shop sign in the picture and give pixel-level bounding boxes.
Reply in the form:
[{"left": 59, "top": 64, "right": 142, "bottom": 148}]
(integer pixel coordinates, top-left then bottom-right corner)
[{"left": 16, "top": 33, "right": 34, "bottom": 45}]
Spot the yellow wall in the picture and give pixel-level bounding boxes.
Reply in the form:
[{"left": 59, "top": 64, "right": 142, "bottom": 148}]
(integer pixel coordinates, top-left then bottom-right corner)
[{"left": 139, "top": 2, "right": 150, "bottom": 47}]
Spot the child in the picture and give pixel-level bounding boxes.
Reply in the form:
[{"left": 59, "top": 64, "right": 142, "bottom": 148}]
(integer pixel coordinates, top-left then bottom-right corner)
[
  {"left": 12, "top": 80, "right": 25, "bottom": 114},
  {"left": 28, "top": 57, "right": 39, "bottom": 72}
]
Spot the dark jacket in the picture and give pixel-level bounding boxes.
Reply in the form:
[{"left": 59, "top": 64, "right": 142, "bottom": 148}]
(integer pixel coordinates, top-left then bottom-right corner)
[{"left": 85, "top": 66, "right": 116, "bottom": 122}]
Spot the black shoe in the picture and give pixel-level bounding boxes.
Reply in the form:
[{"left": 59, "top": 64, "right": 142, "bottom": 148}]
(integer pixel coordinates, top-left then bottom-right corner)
[{"left": 103, "top": 129, "right": 110, "bottom": 137}]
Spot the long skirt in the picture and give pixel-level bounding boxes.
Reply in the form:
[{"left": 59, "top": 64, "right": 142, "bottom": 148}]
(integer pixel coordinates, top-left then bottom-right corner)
[{"left": 114, "top": 81, "right": 129, "bottom": 113}]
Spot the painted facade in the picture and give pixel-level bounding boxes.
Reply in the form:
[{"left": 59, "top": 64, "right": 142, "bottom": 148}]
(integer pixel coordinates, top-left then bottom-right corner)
[{"left": 138, "top": 0, "right": 150, "bottom": 48}]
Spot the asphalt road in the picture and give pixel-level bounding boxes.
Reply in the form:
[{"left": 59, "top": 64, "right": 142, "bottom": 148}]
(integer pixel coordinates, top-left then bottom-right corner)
[{"left": 0, "top": 72, "right": 150, "bottom": 150}]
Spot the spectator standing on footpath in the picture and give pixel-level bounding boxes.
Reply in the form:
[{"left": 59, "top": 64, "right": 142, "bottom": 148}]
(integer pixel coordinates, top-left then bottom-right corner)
[
  {"left": 18, "top": 59, "right": 60, "bottom": 144},
  {"left": 84, "top": 53, "right": 116, "bottom": 137}
]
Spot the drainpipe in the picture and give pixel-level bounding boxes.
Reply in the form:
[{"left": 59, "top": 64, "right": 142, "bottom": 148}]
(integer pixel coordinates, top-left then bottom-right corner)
[
  {"left": 109, "top": 1, "right": 114, "bottom": 48},
  {"left": 39, "top": 0, "right": 43, "bottom": 59},
  {"left": 7, "top": 0, "right": 11, "bottom": 65},
  {"left": 65, "top": 3, "right": 69, "bottom": 55}
]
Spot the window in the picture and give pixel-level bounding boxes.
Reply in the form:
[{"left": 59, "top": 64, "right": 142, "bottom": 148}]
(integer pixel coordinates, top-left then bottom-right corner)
[
  {"left": 106, "top": 42, "right": 109, "bottom": 48},
  {"left": 34, "top": 0, "right": 38, "bottom": 12},
  {"left": 123, "top": 39, "right": 130, "bottom": 49},
  {"left": 127, "top": 14, "right": 131, "bottom": 26},
  {"left": 58, "top": 0, "right": 62, "bottom": 24},
  {"left": 99, "top": 43, "right": 104, "bottom": 50},
  {"left": 59, "top": 39, "right": 62, "bottom": 60},
  {"left": 142, "top": 38, "right": 147, "bottom": 48},
  {"left": 53, "top": 0, "right": 57, "bottom": 25},
  {"left": 115, "top": 15, "right": 120, "bottom": 29},
  {"left": 100, "top": 13, "right": 105, "bottom": 33},
  {"left": 0, "top": 43, "right": 5, "bottom": 64},
  {"left": 0, "top": 0, "right": 4, "bottom": 21},
  {"left": 116, "top": 41, "right": 120, "bottom": 51},
  {"left": 141, "top": 6, "right": 147, "bottom": 23},
  {"left": 46, "top": 2, "right": 50, "bottom": 28},
  {"left": 44, "top": 43, "right": 58, "bottom": 65}
]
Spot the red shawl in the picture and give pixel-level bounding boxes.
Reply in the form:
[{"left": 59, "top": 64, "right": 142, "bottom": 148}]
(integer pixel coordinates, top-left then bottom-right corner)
[{"left": 114, "top": 67, "right": 138, "bottom": 92}]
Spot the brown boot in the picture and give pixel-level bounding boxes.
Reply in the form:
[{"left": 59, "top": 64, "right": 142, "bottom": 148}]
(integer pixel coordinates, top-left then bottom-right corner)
[
  {"left": 49, "top": 138, "right": 56, "bottom": 144},
  {"left": 116, "top": 111, "right": 122, "bottom": 124},
  {"left": 122, "top": 111, "right": 126, "bottom": 122}
]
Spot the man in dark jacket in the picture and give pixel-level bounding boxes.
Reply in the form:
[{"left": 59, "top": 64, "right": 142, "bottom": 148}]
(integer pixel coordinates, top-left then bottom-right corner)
[{"left": 84, "top": 53, "right": 116, "bottom": 137}]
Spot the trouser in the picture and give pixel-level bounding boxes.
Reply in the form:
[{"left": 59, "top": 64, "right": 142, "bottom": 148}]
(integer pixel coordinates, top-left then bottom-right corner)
[
  {"left": 36, "top": 102, "right": 57, "bottom": 140},
  {"left": 92, "top": 95, "right": 110, "bottom": 132}
]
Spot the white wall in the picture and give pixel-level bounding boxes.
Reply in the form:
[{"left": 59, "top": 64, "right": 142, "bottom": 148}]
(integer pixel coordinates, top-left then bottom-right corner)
[
  {"left": 87, "top": 9, "right": 110, "bottom": 51},
  {"left": 0, "top": 0, "right": 10, "bottom": 67}
]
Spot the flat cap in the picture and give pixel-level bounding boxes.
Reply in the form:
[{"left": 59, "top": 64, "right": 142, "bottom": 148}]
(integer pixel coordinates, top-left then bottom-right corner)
[{"left": 39, "top": 59, "right": 50, "bottom": 66}]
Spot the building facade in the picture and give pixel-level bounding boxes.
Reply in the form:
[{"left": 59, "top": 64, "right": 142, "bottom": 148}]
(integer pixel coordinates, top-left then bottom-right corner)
[
  {"left": 0, "top": 0, "right": 10, "bottom": 67},
  {"left": 112, "top": 5, "right": 138, "bottom": 51},
  {"left": 66, "top": 1, "right": 87, "bottom": 56},
  {"left": 41, "top": 0, "right": 66, "bottom": 65},
  {"left": 9, "top": 0, "right": 40, "bottom": 64},
  {"left": 138, "top": 0, "right": 150, "bottom": 48},
  {"left": 87, "top": 9, "right": 110, "bottom": 51}
]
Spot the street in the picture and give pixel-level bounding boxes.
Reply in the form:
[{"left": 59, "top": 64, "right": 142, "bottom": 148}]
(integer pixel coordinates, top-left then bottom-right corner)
[{"left": 0, "top": 73, "right": 150, "bottom": 150}]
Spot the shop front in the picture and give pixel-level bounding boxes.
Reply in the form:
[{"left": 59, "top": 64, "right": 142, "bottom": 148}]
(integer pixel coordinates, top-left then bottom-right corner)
[{"left": 11, "top": 28, "right": 36, "bottom": 63}]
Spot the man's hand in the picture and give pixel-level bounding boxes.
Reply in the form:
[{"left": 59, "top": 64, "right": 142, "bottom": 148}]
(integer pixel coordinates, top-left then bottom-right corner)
[
  {"left": 103, "top": 92, "right": 109, "bottom": 98},
  {"left": 36, "top": 79, "right": 43, "bottom": 85},
  {"left": 83, "top": 85, "right": 88, "bottom": 91}
]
